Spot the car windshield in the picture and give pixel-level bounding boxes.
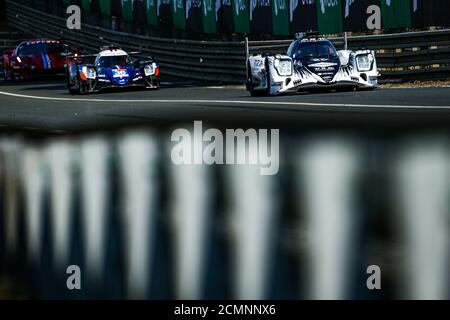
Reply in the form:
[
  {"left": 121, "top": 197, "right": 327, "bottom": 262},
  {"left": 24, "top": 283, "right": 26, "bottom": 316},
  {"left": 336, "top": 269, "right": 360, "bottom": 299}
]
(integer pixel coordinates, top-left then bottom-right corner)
[
  {"left": 97, "top": 55, "right": 129, "bottom": 68},
  {"left": 17, "top": 42, "right": 65, "bottom": 55},
  {"left": 291, "top": 42, "right": 338, "bottom": 60}
]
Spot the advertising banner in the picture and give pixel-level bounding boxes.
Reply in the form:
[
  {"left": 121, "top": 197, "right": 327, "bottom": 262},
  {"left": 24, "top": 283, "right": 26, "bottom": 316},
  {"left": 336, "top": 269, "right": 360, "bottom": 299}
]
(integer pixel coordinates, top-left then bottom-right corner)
[
  {"left": 171, "top": 0, "right": 186, "bottom": 29},
  {"left": 217, "top": 0, "right": 234, "bottom": 33},
  {"left": 36, "top": 0, "right": 450, "bottom": 36},
  {"left": 202, "top": 0, "right": 217, "bottom": 33},
  {"left": 343, "top": 0, "right": 381, "bottom": 31},
  {"left": 290, "top": 0, "right": 318, "bottom": 34},
  {"left": 81, "top": 0, "right": 91, "bottom": 11},
  {"left": 91, "top": 0, "right": 101, "bottom": 14},
  {"left": 112, "top": 0, "right": 123, "bottom": 17},
  {"left": 144, "top": 0, "right": 158, "bottom": 25},
  {"left": 99, "top": 0, "right": 111, "bottom": 15},
  {"left": 121, "top": 0, "right": 134, "bottom": 21},
  {"left": 232, "top": 0, "right": 250, "bottom": 33},
  {"left": 133, "top": 0, "right": 147, "bottom": 25},
  {"left": 250, "top": 0, "right": 272, "bottom": 35},
  {"left": 317, "top": 0, "right": 343, "bottom": 34},
  {"left": 412, "top": 0, "right": 450, "bottom": 28},
  {"left": 272, "top": 0, "right": 289, "bottom": 35},
  {"left": 186, "top": 0, "right": 203, "bottom": 33},
  {"left": 381, "top": 0, "right": 411, "bottom": 29},
  {"left": 66, "top": 0, "right": 82, "bottom": 6},
  {"left": 157, "top": 0, "right": 174, "bottom": 29}
]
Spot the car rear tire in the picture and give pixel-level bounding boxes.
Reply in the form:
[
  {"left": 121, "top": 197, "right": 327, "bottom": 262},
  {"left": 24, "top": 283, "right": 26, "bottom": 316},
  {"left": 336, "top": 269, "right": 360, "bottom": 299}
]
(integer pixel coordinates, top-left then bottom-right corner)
[
  {"left": 67, "top": 76, "right": 77, "bottom": 94},
  {"left": 77, "top": 75, "right": 88, "bottom": 95},
  {"left": 67, "top": 69, "right": 77, "bottom": 94},
  {"left": 68, "top": 87, "right": 78, "bottom": 94}
]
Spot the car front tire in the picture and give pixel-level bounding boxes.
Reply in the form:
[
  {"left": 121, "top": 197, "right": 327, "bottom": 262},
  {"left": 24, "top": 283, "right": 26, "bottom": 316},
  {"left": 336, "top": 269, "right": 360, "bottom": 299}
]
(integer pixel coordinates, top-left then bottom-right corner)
[{"left": 67, "top": 74, "right": 77, "bottom": 94}]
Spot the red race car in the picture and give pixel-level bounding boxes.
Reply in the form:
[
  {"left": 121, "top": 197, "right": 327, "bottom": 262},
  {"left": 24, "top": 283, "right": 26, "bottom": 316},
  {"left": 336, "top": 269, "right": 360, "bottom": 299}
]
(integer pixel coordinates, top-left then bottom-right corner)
[{"left": 2, "top": 39, "right": 72, "bottom": 81}]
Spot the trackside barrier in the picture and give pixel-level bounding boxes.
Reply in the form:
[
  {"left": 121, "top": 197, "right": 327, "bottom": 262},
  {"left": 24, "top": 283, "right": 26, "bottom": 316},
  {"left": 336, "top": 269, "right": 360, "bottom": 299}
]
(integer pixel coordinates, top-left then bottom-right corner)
[
  {"left": 5, "top": 1, "right": 450, "bottom": 83},
  {"left": 1, "top": 129, "right": 450, "bottom": 299}
]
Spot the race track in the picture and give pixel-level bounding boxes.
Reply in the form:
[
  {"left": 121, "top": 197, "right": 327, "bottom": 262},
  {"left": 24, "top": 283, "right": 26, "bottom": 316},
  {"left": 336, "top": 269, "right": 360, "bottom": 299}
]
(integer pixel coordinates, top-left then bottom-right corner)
[{"left": 1, "top": 79, "right": 450, "bottom": 133}]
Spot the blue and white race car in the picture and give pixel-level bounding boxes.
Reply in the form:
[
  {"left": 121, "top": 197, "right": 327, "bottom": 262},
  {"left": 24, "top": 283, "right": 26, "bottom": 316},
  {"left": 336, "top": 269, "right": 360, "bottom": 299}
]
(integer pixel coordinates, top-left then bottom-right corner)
[
  {"left": 247, "top": 33, "right": 379, "bottom": 96},
  {"left": 67, "top": 46, "right": 160, "bottom": 94}
]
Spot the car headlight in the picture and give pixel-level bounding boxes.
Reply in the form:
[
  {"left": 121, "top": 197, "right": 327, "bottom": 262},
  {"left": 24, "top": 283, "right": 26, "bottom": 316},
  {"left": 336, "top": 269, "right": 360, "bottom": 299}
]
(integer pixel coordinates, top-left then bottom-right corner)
[
  {"left": 274, "top": 59, "right": 292, "bottom": 76},
  {"left": 83, "top": 66, "right": 96, "bottom": 79},
  {"left": 144, "top": 64, "right": 155, "bottom": 76},
  {"left": 356, "top": 54, "right": 374, "bottom": 72}
]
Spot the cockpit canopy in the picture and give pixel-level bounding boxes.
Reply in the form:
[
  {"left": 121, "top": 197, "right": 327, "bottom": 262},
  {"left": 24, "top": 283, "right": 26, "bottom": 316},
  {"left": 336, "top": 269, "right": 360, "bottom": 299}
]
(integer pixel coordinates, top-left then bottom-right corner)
[
  {"left": 287, "top": 40, "right": 338, "bottom": 61},
  {"left": 96, "top": 55, "right": 130, "bottom": 68}
]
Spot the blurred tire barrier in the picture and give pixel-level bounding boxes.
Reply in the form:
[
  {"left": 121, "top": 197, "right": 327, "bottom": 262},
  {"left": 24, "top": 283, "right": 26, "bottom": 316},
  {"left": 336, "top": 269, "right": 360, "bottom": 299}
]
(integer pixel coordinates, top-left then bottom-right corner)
[
  {"left": 5, "top": 1, "right": 450, "bottom": 84},
  {"left": 1, "top": 129, "right": 450, "bottom": 299}
]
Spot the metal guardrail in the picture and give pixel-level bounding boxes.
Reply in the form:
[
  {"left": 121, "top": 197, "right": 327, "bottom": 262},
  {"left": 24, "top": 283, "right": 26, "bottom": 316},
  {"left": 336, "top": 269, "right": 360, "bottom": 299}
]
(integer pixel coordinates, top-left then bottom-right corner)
[
  {"left": 1, "top": 129, "right": 450, "bottom": 299},
  {"left": 4, "top": 1, "right": 450, "bottom": 83}
]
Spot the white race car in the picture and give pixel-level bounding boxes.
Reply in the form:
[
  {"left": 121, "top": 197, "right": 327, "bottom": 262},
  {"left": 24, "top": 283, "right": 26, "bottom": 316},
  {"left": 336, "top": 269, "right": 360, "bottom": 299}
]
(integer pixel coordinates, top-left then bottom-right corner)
[{"left": 246, "top": 33, "right": 379, "bottom": 96}]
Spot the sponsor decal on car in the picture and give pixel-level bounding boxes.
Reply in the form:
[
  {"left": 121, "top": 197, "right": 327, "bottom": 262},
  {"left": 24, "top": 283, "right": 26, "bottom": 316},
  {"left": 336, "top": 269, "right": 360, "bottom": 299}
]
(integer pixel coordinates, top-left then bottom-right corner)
[
  {"left": 112, "top": 67, "right": 129, "bottom": 78},
  {"left": 308, "top": 62, "right": 338, "bottom": 68}
]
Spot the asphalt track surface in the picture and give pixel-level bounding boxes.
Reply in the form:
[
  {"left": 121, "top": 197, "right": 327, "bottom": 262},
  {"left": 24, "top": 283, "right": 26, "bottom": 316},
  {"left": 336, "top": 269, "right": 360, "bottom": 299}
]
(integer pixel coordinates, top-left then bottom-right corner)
[{"left": 1, "top": 79, "right": 450, "bottom": 133}]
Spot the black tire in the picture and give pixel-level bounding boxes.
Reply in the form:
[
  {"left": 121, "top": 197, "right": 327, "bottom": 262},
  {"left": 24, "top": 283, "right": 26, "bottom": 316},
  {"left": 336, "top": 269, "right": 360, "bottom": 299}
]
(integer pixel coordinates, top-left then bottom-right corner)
[
  {"left": 247, "top": 58, "right": 272, "bottom": 97},
  {"left": 67, "top": 72, "right": 77, "bottom": 94},
  {"left": 68, "top": 86, "right": 78, "bottom": 94},
  {"left": 265, "top": 57, "right": 271, "bottom": 96},
  {"left": 77, "top": 74, "right": 88, "bottom": 95}
]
